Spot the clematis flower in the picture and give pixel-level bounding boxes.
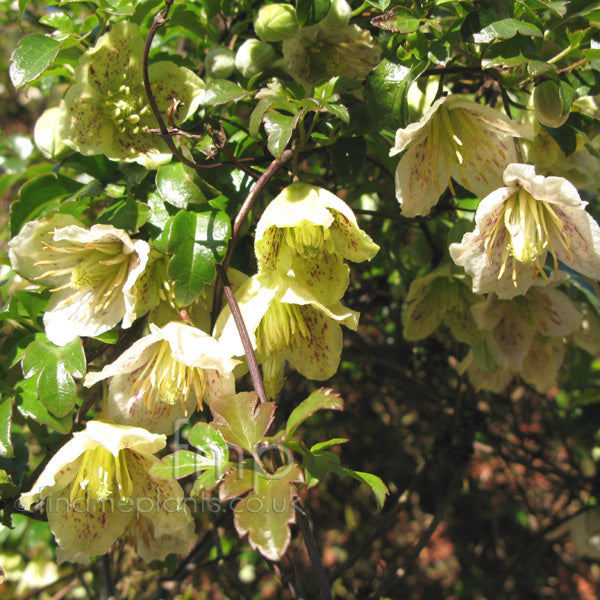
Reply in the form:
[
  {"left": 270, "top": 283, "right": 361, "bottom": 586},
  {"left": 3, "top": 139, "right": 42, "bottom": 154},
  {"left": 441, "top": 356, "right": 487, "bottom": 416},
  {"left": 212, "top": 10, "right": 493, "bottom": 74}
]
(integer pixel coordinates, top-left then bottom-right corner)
[
  {"left": 20, "top": 421, "right": 195, "bottom": 564},
  {"left": 390, "top": 95, "right": 533, "bottom": 217},
  {"left": 8, "top": 213, "right": 151, "bottom": 346},
  {"left": 84, "top": 322, "right": 239, "bottom": 435},
  {"left": 58, "top": 21, "right": 205, "bottom": 169},
  {"left": 255, "top": 183, "right": 379, "bottom": 305},
  {"left": 282, "top": 23, "right": 380, "bottom": 90},
  {"left": 449, "top": 164, "right": 600, "bottom": 299},
  {"left": 459, "top": 287, "right": 582, "bottom": 393},
  {"left": 215, "top": 276, "right": 358, "bottom": 399}
]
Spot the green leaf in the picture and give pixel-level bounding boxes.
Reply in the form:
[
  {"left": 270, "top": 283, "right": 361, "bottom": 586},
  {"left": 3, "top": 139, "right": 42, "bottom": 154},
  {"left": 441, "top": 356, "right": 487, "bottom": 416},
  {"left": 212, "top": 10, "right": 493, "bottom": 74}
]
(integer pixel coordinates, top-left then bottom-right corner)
[
  {"left": 165, "top": 209, "right": 231, "bottom": 306},
  {"left": 364, "top": 59, "right": 429, "bottom": 129},
  {"left": 10, "top": 173, "right": 83, "bottom": 237},
  {"left": 370, "top": 7, "right": 421, "bottom": 33},
  {"left": 0, "top": 398, "right": 13, "bottom": 458},
  {"left": 156, "top": 162, "right": 208, "bottom": 209},
  {"left": 263, "top": 111, "right": 296, "bottom": 158},
  {"left": 211, "top": 392, "right": 276, "bottom": 454},
  {"left": 334, "top": 467, "right": 389, "bottom": 510},
  {"left": 328, "top": 138, "right": 366, "bottom": 181},
  {"left": 285, "top": 388, "right": 343, "bottom": 439},
  {"left": 198, "top": 80, "right": 248, "bottom": 106},
  {"left": 150, "top": 449, "right": 216, "bottom": 479},
  {"left": 15, "top": 378, "right": 72, "bottom": 434},
  {"left": 40, "top": 10, "right": 74, "bottom": 33},
  {"left": 296, "top": 0, "right": 331, "bottom": 26},
  {"left": 473, "top": 18, "right": 542, "bottom": 42},
  {"left": 9, "top": 34, "right": 62, "bottom": 89},
  {"left": 232, "top": 464, "right": 304, "bottom": 560},
  {"left": 304, "top": 449, "right": 341, "bottom": 487},
  {"left": 22, "top": 337, "right": 85, "bottom": 418},
  {"left": 96, "top": 198, "right": 150, "bottom": 233}
]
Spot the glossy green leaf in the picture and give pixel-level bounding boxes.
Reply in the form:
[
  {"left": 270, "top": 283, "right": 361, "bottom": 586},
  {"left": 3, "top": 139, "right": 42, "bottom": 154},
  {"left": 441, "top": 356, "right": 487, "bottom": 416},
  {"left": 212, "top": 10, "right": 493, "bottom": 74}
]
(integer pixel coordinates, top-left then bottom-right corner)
[
  {"left": 10, "top": 173, "right": 83, "bottom": 237},
  {"left": 22, "top": 337, "right": 85, "bottom": 418},
  {"left": 285, "top": 388, "right": 343, "bottom": 439},
  {"left": 15, "top": 378, "right": 72, "bottom": 434},
  {"left": 233, "top": 464, "right": 304, "bottom": 560},
  {"left": 334, "top": 467, "right": 389, "bottom": 510},
  {"left": 0, "top": 398, "right": 13, "bottom": 458},
  {"left": 157, "top": 162, "right": 208, "bottom": 209},
  {"left": 9, "top": 34, "right": 62, "bottom": 89},
  {"left": 97, "top": 198, "right": 150, "bottom": 233},
  {"left": 371, "top": 7, "right": 421, "bottom": 33},
  {"left": 263, "top": 111, "right": 296, "bottom": 158},
  {"left": 165, "top": 209, "right": 231, "bottom": 306},
  {"left": 211, "top": 392, "right": 276, "bottom": 453},
  {"left": 150, "top": 449, "right": 215, "bottom": 479},
  {"left": 40, "top": 11, "right": 74, "bottom": 33},
  {"left": 304, "top": 449, "right": 341, "bottom": 487},
  {"left": 296, "top": 0, "right": 331, "bottom": 26},
  {"left": 199, "top": 80, "right": 248, "bottom": 105}
]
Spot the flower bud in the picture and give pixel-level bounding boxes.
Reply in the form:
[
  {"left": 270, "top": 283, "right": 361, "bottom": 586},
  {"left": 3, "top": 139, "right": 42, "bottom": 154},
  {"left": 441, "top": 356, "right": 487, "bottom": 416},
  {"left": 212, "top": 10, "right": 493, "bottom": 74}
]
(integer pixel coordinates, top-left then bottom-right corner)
[
  {"left": 254, "top": 4, "right": 299, "bottom": 42},
  {"left": 205, "top": 46, "right": 236, "bottom": 79},
  {"left": 533, "top": 80, "right": 569, "bottom": 128},
  {"left": 235, "top": 39, "right": 276, "bottom": 78},
  {"left": 321, "top": 0, "right": 352, "bottom": 27},
  {"left": 34, "top": 106, "right": 69, "bottom": 159}
]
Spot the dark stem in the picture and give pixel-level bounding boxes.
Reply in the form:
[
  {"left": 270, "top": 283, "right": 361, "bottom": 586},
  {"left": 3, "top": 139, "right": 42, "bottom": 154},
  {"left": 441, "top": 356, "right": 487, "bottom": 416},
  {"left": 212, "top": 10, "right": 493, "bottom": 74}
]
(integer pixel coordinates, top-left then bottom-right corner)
[
  {"left": 215, "top": 264, "right": 267, "bottom": 404},
  {"left": 101, "top": 554, "right": 116, "bottom": 600},
  {"left": 211, "top": 149, "right": 293, "bottom": 327},
  {"left": 295, "top": 502, "right": 333, "bottom": 600}
]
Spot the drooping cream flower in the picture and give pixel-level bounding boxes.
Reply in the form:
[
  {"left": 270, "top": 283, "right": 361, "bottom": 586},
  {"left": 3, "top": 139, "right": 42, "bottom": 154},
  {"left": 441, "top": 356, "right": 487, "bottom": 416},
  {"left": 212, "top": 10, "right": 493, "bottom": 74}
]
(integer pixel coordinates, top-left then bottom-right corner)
[
  {"left": 255, "top": 183, "right": 379, "bottom": 305},
  {"left": 450, "top": 164, "right": 600, "bottom": 299},
  {"left": 58, "top": 21, "right": 205, "bottom": 169},
  {"left": 20, "top": 421, "right": 194, "bottom": 564},
  {"left": 215, "top": 275, "right": 358, "bottom": 399},
  {"left": 459, "top": 286, "right": 582, "bottom": 393},
  {"left": 8, "top": 214, "right": 151, "bottom": 346},
  {"left": 282, "top": 23, "right": 380, "bottom": 90},
  {"left": 390, "top": 95, "right": 533, "bottom": 217},
  {"left": 84, "top": 322, "right": 239, "bottom": 434}
]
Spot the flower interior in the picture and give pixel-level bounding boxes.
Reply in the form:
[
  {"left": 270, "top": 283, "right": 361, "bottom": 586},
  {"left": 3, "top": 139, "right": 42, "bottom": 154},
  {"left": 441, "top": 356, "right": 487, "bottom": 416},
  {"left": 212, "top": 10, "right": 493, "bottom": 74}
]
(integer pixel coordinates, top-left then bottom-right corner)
[
  {"left": 105, "top": 73, "right": 150, "bottom": 136},
  {"left": 35, "top": 239, "right": 130, "bottom": 312},
  {"left": 283, "top": 223, "right": 335, "bottom": 258},
  {"left": 70, "top": 447, "right": 134, "bottom": 508},
  {"left": 131, "top": 340, "right": 206, "bottom": 416},
  {"left": 485, "top": 188, "right": 573, "bottom": 286}
]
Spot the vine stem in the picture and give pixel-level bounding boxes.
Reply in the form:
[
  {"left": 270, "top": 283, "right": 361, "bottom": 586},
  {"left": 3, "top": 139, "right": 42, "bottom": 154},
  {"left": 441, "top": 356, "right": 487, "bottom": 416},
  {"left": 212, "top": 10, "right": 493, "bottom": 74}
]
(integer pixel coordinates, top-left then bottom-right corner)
[{"left": 211, "top": 149, "right": 293, "bottom": 327}]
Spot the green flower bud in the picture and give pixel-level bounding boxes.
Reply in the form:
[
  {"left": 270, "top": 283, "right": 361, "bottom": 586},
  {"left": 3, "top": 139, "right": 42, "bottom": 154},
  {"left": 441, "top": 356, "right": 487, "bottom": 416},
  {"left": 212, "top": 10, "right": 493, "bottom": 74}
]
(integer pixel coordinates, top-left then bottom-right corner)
[
  {"left": 533, "top": 80, "right": 569, "bottom": 128},
  {"left": 321, "top": 0, "right": 352, "bottom": 27},
  {"left": 235, "top": 39, "right": 276, "bottom": 78},
  {"left": 254, "top": 4, "right": 299, "bottom": 42},
  {"left": 34, "top": 106, "right": 69, "bottom": 159},
  {"left": 205, "top": 46, "right": 236, "bottom": 79}
]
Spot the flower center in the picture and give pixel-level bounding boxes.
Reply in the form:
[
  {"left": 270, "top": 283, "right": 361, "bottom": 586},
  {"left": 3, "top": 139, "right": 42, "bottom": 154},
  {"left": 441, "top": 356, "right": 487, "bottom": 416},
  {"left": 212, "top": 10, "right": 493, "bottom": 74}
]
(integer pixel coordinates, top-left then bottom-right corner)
[
  {"left": 70, "top": 447, "right": 134, "bottom": 506},
  {"left": 131, "top": 340, "right": 206, "bottom": 417},
  {"left": 284, "top": 224, "right": 335, "bottom": 258},
  {"left": 256, "top": 301, "right": 312, "bottom": 355},
  {"left": 485, "top": 188, "right": 573, "bottom": 286},
  {"left": 34, "top": 240, "right": 130, "bottom": 313},
  {"left": 105, "top": 79, "right": 150, "bottom": 135}
]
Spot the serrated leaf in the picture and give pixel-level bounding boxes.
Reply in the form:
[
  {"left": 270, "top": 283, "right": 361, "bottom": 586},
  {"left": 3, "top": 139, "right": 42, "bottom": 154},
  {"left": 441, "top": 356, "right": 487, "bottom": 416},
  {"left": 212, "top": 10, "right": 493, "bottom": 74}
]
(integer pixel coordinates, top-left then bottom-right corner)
[
  {"left": 40, "top": 11, "right": 74, "bottom": 33},
  {"left": 296, "top": 0, "right": 331, "bottom": 26},
  {"left": 10, "top": 173, "right": 83, "bottom": 237},
  {"left": 157, "top": 162, "right": 208, "bottom": 209},
  {"left": 22, "top": 337, "right": 85, "bottom": 418},
  {"left": 233, "top": 464, "right": 304, "bottom": 560},
  {"left": 334, "top": 467, "right": 389, "bottom": 510},
  {"left": 9, "top": 34, "right": 62, "bottom": 89},
  {"left": 199, "top": 80, "right": 248, "bottom": 105},
  {"left": 211, "top": 392, "right": 276, "bottom": 454},
  {"left": 285, "top": 388, "right": 343, "bottom": 439},
  {"left": 165, "top": 209, "right": 231, "bottom": 306},
  {"left": 150, "top": 449, "right": 216, "bottom": 479},
  {"left": 0, "top": 398, "right": 13, "bottom": 458}
]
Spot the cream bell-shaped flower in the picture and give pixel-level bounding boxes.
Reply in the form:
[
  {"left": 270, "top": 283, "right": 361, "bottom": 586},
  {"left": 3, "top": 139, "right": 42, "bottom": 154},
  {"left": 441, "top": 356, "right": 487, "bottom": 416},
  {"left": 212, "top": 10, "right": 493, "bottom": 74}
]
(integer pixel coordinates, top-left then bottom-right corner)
[
  {"left": 255, "top": 183, "right": 379, "bottom": 305},
  {"left": 84, "top": 322, "right": 239, "bottom": 435},
  {"left": 450, "top": 164, "right": 600, "bottom": 299},
  {"left": 20, "top": 421, "right": 194, "bottom": 564},
  {"left": 8, "top": 213, "right": 150, "bottom": 346},
  {"left": 215, "top": 275, "right": 359, "bottom": 399},
  {"left": 58, "top": 21, "right": 205, "bottom": 169},
  {"left": 390, "top": 95, "right": 533, "bottom": 217}
]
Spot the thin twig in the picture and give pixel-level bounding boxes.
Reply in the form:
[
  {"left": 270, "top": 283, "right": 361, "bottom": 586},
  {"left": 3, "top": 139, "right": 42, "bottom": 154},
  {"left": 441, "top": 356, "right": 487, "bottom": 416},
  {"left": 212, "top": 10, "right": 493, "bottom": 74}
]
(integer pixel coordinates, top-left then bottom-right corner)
[
  {"left": 102, "top": 554, "right": 116, "bottom": 600},
  {"left": 211, "top": 149, "right": 293, "bottom": 327},
  {"left": 215, "top": 264, "right": 267, "bottom": 404}
]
